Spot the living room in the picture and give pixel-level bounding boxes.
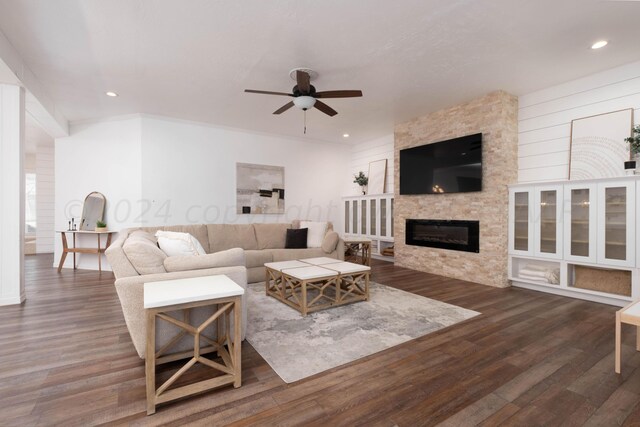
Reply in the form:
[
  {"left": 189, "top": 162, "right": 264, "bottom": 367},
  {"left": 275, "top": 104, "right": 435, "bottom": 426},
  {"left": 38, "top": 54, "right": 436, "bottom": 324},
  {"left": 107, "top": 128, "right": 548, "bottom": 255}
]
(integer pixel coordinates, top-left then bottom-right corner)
[{"left": 2, "top": 0, "right": 640, "bottom": 425}]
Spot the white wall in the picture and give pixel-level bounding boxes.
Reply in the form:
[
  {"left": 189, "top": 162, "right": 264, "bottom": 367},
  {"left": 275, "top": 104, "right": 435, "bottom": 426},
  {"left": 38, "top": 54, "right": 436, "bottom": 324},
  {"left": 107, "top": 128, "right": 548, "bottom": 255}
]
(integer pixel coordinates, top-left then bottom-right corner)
[
  {"left": 140, "top": 116, "right": 349, "bottom": 227},
  {"left": 55, "top": 116, "right": 143, "bottom": 270},
  {"left": 36, "top": 136, "right": 55, "bottom": 253},
  {"left": 518, "top": 60, "right": 640, "bottom": 183},
  {"left": 345, "top": 133, "right": 394, "bottom": 195},
  {"left": 55, "top": 114, "right": 349, "bottom": 270}
]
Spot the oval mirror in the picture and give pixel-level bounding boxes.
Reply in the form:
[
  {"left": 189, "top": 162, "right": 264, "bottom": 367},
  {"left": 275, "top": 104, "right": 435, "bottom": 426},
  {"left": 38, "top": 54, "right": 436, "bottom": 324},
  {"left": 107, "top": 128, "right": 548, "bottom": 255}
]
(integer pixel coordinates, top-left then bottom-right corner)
[{"left": 80, "top": 191, "right": 106, "bottom": 231}]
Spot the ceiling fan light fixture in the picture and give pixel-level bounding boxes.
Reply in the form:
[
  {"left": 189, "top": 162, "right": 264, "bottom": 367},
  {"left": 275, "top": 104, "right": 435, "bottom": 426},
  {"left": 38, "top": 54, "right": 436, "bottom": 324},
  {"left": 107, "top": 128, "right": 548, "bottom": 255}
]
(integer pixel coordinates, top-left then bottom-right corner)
[
  {"left": 293, "top": 96, "right": 316, "bottom": 110},
  {"left": 591, "top": 40, "right": 608, "bottom": 49}
]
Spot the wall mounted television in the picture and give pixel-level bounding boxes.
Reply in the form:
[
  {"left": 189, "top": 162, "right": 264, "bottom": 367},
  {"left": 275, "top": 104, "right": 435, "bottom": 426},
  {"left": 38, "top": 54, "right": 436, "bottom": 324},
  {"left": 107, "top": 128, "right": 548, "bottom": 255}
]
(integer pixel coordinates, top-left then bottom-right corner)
[{"left": 399, "top": 133, "right": 482, "bottom": 195}]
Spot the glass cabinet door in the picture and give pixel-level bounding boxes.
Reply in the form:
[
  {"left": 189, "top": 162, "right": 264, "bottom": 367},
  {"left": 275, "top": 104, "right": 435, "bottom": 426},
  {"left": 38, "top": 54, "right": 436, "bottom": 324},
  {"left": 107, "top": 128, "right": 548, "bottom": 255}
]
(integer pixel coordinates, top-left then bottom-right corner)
[
  {"left": 380, "top": 199, "right": 387, "bottom": 237},
  {"left": 597, "top": 182, "right": 635, "bottom": 267},
  {"left": 509, "top": 189, "right": 533, "bottom": 255},
  {"left": 370, "top": 199, "right": 377, "bottom": 236},
  {"left": 534, "top": 186, "right": 563, "bottom": 259},
  {"left": 344, "top": 201, "right": 350, "bottom": 234},
  {"left": 564, "top": 184, "right": 597, "bottom": 263}
]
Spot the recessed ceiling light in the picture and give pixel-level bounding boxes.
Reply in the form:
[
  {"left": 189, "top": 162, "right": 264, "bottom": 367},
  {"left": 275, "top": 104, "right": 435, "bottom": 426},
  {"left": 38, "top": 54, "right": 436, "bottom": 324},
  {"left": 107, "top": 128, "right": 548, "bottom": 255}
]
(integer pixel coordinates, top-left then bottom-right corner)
[
  {"left": 591, "top": 40, "right": 608, "bottom": 50},
  {"left": 105, "top": 91, "right": 118, "bottom": 97},
  {"left": 343, "top": 133, "right": 350, "bottom": 138}
]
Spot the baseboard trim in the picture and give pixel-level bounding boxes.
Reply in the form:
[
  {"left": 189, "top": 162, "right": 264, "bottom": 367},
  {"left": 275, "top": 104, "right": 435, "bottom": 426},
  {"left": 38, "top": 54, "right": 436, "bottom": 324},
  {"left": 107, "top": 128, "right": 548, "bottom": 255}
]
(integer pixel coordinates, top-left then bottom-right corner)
[
  {"left": 512, "top": 280, "right": 628, "bottom": 307},
  {"left": 0, "top": 292, "right": 26, "bottom": 306}
]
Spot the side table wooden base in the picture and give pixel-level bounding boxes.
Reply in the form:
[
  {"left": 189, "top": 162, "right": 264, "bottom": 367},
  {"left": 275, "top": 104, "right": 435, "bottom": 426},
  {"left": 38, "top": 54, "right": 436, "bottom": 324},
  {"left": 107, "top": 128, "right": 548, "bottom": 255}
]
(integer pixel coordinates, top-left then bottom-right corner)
[
  {"left": 344, "top": 238, "right": 372, "bottom": 266},
  {"left": 145, "top": 296, "right": 242, "bottom": 415},
  {"left": 616, "top": 300, "right": 640, "bottom": 374}
]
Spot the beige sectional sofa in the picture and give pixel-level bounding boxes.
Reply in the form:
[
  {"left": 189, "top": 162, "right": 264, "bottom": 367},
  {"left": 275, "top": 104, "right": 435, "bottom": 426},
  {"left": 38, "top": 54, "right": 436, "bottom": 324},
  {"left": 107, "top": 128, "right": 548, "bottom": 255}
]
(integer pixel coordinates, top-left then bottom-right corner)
[{"left": 106, "top": 221, "right": 343, "bottom": 359}]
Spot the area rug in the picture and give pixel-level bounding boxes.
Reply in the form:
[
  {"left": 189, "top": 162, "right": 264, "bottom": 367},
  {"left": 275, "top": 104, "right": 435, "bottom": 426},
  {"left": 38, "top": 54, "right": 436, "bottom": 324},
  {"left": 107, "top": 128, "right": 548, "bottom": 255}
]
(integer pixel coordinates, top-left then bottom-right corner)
[{"left": 246, "top": 281, "right": 480, "bottom": 383}]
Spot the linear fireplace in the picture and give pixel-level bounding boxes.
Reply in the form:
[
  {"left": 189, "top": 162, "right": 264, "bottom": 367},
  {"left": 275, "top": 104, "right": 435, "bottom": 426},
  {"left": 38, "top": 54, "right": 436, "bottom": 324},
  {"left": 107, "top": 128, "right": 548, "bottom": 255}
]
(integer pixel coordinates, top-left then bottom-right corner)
[{"left": 406, "top": 219, "right": 479, "bottom": 253}]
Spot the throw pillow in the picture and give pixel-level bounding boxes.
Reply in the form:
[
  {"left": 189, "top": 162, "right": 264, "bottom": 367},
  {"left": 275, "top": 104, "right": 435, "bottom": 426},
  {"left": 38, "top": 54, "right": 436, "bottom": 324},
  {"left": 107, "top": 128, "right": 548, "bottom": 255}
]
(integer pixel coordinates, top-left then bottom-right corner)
[
  {"left": 300, "top": 221, "right": 328, "bottom": 248},
  {"left": 155, "top": 230, "right": 207, "bottom": 257},
  {"left": 123, "top": 236, "right": 167, "bottom": 275},
  {"left": 285, "top": 228, "right": 308, "bottom": 249},
  {"left": 321, "top": 231, "right": 339, "bottom": 253}
]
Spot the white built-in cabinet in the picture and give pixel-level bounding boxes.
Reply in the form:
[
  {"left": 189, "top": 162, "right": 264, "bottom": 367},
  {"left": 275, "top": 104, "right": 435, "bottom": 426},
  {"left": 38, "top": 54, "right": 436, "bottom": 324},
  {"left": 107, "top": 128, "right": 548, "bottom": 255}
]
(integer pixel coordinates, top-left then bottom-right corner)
[
  {"left": 508, "top": 177, "right": 640, "bottom": 306},
  {"left": 343, "top": 194, "right": 394, "bottom": 259}
]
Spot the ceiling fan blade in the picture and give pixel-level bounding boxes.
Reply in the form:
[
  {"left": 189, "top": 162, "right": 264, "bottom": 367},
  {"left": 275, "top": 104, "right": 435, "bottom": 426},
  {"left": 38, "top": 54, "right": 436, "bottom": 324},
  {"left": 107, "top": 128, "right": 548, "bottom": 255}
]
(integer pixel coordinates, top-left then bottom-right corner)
[
  {"left": 314, "top": 100, "right": 338, "bottom": 117},
  {"left": 314, "top": 90, "right": 363, "bottom": 99},
  {"left": 273, "top": 101, "right": 295, "bottom": 115},
  {"left": 245, "top": 89, "right": 293, "bottom": 97},
  {"left": 296, "top": 70, "right": 311, "bottom": 94}
]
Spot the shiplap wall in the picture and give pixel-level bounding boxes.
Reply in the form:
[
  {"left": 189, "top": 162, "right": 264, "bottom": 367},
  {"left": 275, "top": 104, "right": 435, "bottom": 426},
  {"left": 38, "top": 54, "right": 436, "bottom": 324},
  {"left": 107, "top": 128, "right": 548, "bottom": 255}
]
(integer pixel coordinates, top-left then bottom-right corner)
[
  {"left": 36, "top": 138, "right": 54, "bottom": 253},
  {"left": 346, "top": 133, "right": 394, "bottom": 196},
  {"left": 518, "top": 60, "right": 640, "bottom": 183}
]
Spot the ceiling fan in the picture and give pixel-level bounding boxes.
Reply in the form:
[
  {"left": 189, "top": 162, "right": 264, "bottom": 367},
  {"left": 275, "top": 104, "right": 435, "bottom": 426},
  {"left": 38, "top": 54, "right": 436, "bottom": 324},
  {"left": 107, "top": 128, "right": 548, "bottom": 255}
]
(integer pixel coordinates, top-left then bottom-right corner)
[{"left": 244, "top": 68, "right": 363, "bottom": 117}]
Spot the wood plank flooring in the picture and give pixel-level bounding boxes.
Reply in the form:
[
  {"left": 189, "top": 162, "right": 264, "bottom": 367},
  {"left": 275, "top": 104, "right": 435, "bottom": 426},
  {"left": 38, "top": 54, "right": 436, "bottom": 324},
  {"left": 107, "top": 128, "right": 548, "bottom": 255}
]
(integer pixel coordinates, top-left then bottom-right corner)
[{"left": 1, "top": 254, "right": 638, "bottom": 425}]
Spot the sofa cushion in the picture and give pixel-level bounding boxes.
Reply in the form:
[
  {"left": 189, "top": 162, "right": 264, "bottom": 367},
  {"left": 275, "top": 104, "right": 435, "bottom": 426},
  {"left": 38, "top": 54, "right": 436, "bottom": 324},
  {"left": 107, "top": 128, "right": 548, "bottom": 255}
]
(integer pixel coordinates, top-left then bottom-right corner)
[
  {"left": 164, "top": 248, "right": 245, "bottom": 273},
  {"left": 254, "top": 223, "right": 290, "bottom": 249},
  {"left": 123, "top": 236, "right": 167, "bottom": 275},
  {"left": 321, "top": 231, "right": 340, "bottom": 253},
  {"left": 285, "top": 228, "right": 308, "bottom": 249},
  {"left": 293, "top": 220, "right": 333, "bottom": 232},
  {"left": 208, "top": 224, "right": 258, "bottom": 253},
  {"left": 141, "top": 224, "right": 210, "bottom": 253},
  {"left": 271, "top": 248, "right": 328, "bottom": 262},
  {"left": 300, "top": 221, "right": 328, "bottom": 248},
  {"left": 245, "top": 250, "right": 274, "bottom": 268},
  {"left": 129, "top": 229, "right": 158, "bottom": 244}
]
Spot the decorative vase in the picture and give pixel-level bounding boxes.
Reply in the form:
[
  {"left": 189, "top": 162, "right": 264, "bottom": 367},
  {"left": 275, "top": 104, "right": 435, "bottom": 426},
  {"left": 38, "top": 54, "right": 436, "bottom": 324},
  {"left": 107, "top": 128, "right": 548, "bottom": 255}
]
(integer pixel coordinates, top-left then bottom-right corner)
[
  {"left": 95, "top": 227, "right": 107, "bottom": 232},
  {"left": 634, "top": 152, "right": 640, "bottom": 174}
]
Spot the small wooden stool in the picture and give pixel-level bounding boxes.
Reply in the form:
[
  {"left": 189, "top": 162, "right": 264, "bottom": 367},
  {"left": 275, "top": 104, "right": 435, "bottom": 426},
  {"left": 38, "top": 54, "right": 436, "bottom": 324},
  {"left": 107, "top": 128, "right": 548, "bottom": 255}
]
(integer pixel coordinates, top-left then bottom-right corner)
[
  {"left": 615, "top": 300, "right": 640, "bottom": 374},
  {"left": 144, "top": 275, "right": 244, "bottom": 415}
]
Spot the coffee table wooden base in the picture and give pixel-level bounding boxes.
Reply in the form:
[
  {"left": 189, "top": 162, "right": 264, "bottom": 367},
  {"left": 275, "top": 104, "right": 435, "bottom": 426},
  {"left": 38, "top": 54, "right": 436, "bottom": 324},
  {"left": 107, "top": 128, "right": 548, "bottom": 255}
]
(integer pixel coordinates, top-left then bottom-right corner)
[
  {"left": 145, "top": 296, "right": 242, "bottom": 415},
  {"left": 265, "top": 268, "right": 369, "bottom": 316}
]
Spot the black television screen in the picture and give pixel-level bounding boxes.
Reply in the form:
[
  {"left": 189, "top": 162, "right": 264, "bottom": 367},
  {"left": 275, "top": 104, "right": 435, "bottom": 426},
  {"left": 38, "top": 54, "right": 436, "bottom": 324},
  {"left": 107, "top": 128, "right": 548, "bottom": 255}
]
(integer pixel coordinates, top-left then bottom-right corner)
[{"left": 399, "top": 133, "right": 482, "bottom": 195}]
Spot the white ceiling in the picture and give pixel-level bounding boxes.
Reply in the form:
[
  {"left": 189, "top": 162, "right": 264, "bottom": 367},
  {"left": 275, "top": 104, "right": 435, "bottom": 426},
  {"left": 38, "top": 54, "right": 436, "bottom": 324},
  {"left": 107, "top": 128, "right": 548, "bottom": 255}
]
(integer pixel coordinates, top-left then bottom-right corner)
[{"left": 0, "top": 0, "right": 639, "bottom": 144}]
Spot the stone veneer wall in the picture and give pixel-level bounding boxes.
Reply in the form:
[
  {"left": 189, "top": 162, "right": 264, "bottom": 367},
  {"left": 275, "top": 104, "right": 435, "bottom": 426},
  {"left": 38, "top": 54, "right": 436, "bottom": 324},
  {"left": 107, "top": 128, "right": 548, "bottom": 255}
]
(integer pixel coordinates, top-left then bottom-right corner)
[{"left": 394, "top": 91, "right": 518, "bottom": 288}]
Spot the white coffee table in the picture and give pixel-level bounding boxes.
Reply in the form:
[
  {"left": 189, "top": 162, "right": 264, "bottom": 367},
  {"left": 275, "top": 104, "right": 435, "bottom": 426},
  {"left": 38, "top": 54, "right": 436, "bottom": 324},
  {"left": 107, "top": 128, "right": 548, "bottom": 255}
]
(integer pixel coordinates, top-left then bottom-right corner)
[
  {"left": 264, "top": 258, "right": 370, "bottom": 316},
  {"left": 143, "top": 275, "right": 244, "bottom": 415}
]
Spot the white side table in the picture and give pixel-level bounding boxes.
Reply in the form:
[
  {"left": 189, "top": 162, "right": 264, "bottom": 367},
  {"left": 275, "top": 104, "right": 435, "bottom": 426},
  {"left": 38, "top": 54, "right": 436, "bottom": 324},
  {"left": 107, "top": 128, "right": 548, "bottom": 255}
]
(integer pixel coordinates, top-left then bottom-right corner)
[{"left": 144, "top": 275, "right": 244, "bottom": 415}]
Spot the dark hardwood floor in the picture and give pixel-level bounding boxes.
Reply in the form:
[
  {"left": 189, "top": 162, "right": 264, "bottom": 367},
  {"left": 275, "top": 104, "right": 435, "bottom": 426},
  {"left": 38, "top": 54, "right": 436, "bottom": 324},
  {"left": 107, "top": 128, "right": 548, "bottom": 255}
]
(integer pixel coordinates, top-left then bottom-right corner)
[{"left": 1, "top": 254, "right": 638, "bottom": 426}]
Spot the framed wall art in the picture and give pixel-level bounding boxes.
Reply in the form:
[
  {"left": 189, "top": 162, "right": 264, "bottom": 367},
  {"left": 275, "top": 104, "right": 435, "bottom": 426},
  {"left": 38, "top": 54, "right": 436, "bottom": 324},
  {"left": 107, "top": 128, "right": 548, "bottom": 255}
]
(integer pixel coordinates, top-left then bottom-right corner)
[
  {"left": 236, "top": 163, "right": 285, "bottom": 214},
  {"left": 569, "top": 108, "right": 634, "bottom": 180}
]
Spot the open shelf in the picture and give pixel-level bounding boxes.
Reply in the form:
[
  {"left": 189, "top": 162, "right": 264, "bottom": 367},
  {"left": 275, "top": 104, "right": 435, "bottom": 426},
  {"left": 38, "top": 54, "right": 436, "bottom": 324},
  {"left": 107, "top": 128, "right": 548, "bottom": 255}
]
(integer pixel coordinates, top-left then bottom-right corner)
[
  {"left": 568, "top": 264, "right": 632, "bottom": 298},
  {"left": 510, "top": 257, "right": 561, "bottom": 286}
]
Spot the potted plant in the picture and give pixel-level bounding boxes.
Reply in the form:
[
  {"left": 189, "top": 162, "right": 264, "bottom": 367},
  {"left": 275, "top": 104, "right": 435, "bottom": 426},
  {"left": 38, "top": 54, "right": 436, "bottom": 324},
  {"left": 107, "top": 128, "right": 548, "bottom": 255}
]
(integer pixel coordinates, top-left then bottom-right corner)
[
  {"left": 625, "top": 125, "right": 640, "bottom": 174},
  {"left": 95, "top": 220, "right": 108, "bottom": 232},
  {"left": 353, "top": 171, "right": 368, "bottom": 195}
]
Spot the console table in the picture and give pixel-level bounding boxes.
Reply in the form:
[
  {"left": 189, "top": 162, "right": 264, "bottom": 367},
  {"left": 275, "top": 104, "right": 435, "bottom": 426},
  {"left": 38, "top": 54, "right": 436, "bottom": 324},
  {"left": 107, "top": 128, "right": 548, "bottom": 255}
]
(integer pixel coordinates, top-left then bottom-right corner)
[{"left": 56, "top": 230, "right": 115, "bottom": 273}]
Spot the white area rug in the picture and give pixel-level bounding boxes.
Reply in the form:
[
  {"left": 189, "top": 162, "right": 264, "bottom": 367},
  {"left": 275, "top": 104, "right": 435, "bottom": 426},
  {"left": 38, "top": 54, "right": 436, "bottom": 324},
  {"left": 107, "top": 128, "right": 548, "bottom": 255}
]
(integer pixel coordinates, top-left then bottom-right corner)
[{"left": 246, "top": 281, "right": 480, "bottom": 383}]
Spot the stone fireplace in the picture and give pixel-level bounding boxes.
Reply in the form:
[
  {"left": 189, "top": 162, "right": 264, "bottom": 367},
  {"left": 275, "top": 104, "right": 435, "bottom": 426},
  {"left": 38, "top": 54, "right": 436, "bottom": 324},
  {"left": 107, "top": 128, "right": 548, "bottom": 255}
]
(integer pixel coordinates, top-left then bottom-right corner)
[{"left": 394, "top": 91, "right": 518, "bottom": 288}]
